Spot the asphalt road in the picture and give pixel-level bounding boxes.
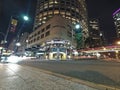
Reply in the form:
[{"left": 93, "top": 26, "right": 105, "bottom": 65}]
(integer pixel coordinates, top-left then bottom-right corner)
[{"left": 17, "top": 59, "right": 120, "bottom": 88}]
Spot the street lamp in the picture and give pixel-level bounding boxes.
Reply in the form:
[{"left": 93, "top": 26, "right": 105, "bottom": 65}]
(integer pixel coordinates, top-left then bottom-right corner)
[
  {"left": 2, "top": 15, "right": 29, "bottom": 48},
  {"left": 16, "top": 15, "right": 29, "bottom": 40},
  {"left": 75, "top": 24, "right": 81, "bottom": 29},
  {"left": 16, "top": 42, "right": 21, "bottom": 47},
  {"left": 14, "top": 15, "right": 29, "bottom": 53},
  {"left": 72, "top": 24, "right": 81, "bottom": 47},
  {"left": 23, "top": 16, "right": 29, "bottom": 21}
]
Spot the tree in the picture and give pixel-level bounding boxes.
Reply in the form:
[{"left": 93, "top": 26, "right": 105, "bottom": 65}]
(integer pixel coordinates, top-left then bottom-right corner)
[{"left": 75, "top": 31, "right": 83, "bottom": 49}]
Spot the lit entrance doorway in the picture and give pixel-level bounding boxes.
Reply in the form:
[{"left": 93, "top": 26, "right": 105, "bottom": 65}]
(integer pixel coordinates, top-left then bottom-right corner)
[{"left": 49, "top": 52, "right": 66, "bottom": 60}]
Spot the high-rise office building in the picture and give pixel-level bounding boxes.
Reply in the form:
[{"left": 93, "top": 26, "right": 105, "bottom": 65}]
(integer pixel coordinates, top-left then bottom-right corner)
[
  {"left": 89, "top": 19, "right": 104, "bottom": 47},
  {"left": 8, "top": 32, "right": 29, "bottom": 54},
  {"left": 28, "top": 0, "right": 89, "bottom": 49},
  {"left": 34, "top": 0, "right": 88, "bottom": 30},
  {"left": 113, "top": 8, "right": 120, "bottom": 38},
  {"left": 27, "top": 0, "right": 89, "bottom": 59}
]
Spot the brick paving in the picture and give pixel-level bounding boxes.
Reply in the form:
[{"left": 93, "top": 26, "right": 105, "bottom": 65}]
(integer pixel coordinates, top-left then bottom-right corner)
[{"left": 0, "top": 63, "right": 97, "bottom": 90}]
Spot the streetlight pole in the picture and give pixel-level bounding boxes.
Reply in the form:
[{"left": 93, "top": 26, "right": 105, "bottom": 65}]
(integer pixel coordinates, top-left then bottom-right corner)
[
  {"left": 14, "top": 15, "right": 29, "bottom": 54},
  {"left": 4, "top": 16, "right": 14, "bottom": 46},
  {"left": 16, "top": 15, "right": 29, "bottom": 40},
  {"left": 0, "top": 32, "right": 6, "bottom": 60},
  {"left": 0, "top": 32, "right": 5, "bottom": 44},
  {"left": 71, "top": 24, "right": 81, "bottom": 47}
]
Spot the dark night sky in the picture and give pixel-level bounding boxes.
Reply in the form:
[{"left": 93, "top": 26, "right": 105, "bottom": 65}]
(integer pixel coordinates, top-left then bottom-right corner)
[
  {"left": 0, "top": 0, "right": 36, "bottom": 32},
  {"left": 86, "top": 0, "right": 120, "bottom": 43},
  {"left": 0, "top": 0, "right": 120, "bottom": 44},
  {"left": 0, "top": 0, "right": 36, "bottom": 44}
]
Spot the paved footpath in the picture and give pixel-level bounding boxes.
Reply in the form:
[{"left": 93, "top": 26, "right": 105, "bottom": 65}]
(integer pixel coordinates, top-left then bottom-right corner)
[{"left": 0, "top": 63, "right": 119, "bottom": 90}]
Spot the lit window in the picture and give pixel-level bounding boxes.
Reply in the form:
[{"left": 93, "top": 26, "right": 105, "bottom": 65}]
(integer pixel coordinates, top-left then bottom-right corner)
[
  {"left": 49, "top": 1, "right": 54, "bottom": 4},
  {"left": 39, "top": 14, "right": 42, "bottom": 17},
  {"left": 60, "top": 11, "right": 65, "bottom": 15},
  {"left": 62, "top": 15, "right": 65, "bottom": 17},
  {"left": 66, "top": 16, "right": 71, "bottom": 19},
  {"left": 43, "top": 12, "right": 47, "bottom": 16},
  {"left": 48, "top": 11, "right": 53, "bottom": 15},
  {"left": 44, "top": 6, "right": 48, "bottom": 9},
  {"left": 71, "top": 18, "right": 76, "bottom": 21},
  {"left": 38, "top": 23, "right": 41, "bottom": 25},
  {"left": 44, "top": 3, "right": 48, "bottom": 6},
  {"left": 42, "top": 21, "right": 46, "bottom": 23},
  {"left": 54, "top": 0, "right": 58, "bottom": 4},
  {"left": 66, "top": 12, "right": 71, "bottom": 16},
  {"left": 54, "top": 10, "right": 59, "bottom": 14},
  {"left": 43, "top": 17, "right": 47, "bottom": 20},
  {"left": 49, "top": 4, "right": 53, "bottom": 8}
]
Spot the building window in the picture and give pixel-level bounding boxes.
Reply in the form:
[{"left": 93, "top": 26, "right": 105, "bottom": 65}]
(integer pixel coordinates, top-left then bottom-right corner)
[
  {"left": 46, "top": 24, "right": 51, "bottom": 30},
  {"left": 34, "top": 38, "right": 36, "bottom": 42},
  {"left": 45, "top": 31, "right": 50, "bottom": 36},
  {"left": 54, "top": 10, "right": 59, "bottom": 14},
  {"left": 48, "top": 11, "right": 53, "bottom": 15},
  {"left": 31, "top": 40, "right": 33, "bottom": 43},
  {"left": 38, "top": 31, "right": 40, "bottom": 34},
  {"left": 34, "top": 33, "right": 37, "bottom": 37},
  {"left": 67, "top": 31, "right": 71, "bottom": 37},
  {"left": 41, "top": 34, "right": 44, "bottom": 38},
  {"left": 37, "top": 36, "right": 40, "bottom": 40},
  {"left": 41, "top": 28, "right": 45, "bottom": 33},
  {"left": 31, "top": 35, "right": 33, "bottom": 38},
  {"left": 43, "top": 12, "right": 47, "bottom": 16}
]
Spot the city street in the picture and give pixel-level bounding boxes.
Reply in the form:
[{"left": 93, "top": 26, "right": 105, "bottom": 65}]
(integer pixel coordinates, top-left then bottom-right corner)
[
  {"left": 18, "top": 59, "right": 120, "bottom": 89},
  {"left": 1, "top": 0, "right": 120, "bottom": 90}
]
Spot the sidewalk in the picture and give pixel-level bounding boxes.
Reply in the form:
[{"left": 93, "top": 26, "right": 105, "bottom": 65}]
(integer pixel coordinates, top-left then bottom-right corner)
[{"left": 0, "top": 63, "right": 97, "bottom": 90}]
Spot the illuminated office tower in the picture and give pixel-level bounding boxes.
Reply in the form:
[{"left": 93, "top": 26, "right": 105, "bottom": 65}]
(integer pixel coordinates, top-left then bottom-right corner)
[
  {"left": 89, "top": 19, "right": 104, "bottom": 47},
  {"left": 34, "top": 0, "right": 88, "bottom": 29},
  {"left": 31, "top": 0, "right": 89, "bottom": 48},
  {"left": 113, "top": 8, "right": 120, "bottom": 38}
]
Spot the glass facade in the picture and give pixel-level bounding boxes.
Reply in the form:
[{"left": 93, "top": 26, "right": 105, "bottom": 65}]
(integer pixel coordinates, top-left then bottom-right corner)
[{"left": 34, "top": 0, "right": 88, "bottom": 30}]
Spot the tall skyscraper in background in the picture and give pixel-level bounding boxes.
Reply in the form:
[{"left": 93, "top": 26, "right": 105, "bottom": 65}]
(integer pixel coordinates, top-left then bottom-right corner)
[
  {"left": 113, "top": 8, "right": 120, "bottom": 38},
  {"left": 8, "top": 32, "right": 29, "bottom": 53},
  {"left": 89, "top": 19, "right": 104, "bottom": 47},
  {"left": 30, "top": 0, "right": 89, "bottom": 48}
]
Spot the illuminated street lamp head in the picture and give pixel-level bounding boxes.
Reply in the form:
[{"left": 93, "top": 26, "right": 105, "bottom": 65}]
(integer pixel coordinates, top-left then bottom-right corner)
[
  {"left": 75, "top": 24, "right": 80, "bottom": 29},
  {"left": 16, "top": 42, "right": 21, "bottom": 46},
  {"left": 23, "top": 16, "right": 29, "bottom": 21}
]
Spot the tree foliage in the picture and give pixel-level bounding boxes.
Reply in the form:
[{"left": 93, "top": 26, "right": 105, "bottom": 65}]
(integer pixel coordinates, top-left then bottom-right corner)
[{"left": 75, "top": 32, "right": 83, "bottom": 49}]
